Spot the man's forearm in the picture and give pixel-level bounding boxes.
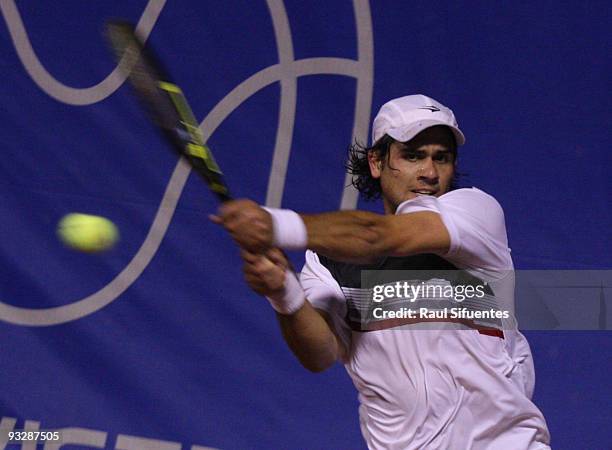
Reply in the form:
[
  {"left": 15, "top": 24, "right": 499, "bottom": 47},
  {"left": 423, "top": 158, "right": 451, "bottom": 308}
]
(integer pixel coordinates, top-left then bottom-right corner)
[
  {"left": 277, "top": 300, "right": 343, "bottom": 373},
  {"left": 300, "top": 211, "right": 386, "bottom": 263},
  {"left": 216, "top": 199, "right": 449, "bottom": 262},
  {"left": 299, "top": 210, "right": 450, "bottom": 263}
]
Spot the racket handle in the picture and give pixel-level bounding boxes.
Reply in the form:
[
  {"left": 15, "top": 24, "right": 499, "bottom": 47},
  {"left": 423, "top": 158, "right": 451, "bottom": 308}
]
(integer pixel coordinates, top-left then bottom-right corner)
[{"left": 216, "top": 191, "right": 233, "bottom": 203}]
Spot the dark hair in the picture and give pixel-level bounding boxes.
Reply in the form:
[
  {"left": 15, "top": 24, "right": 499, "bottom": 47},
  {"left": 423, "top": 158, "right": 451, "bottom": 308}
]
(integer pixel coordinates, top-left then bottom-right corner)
[{"left": 346, "top": 133, "right": 462, "bottom": 200}]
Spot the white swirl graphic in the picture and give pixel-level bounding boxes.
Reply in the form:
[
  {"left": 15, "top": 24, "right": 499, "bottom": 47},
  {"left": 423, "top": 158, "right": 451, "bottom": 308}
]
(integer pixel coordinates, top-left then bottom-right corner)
[
  {"left": 0, "top": 0, "right": 167, "bottom": 105},
  {"left": 0, "top": 0, "right": 373, "bottom": 325}
]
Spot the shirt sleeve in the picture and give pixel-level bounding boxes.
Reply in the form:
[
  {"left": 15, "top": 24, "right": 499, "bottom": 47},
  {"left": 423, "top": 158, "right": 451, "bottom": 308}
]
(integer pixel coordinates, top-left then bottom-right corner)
[
  {"left": 396, "top": 188, "right": 513, "bottom": 271},
  {"left": 300, "top": 250, "right": 351, "bottom": 347},
  {"left": 300, "top": 250, "right": 345, "bottom": 312}
]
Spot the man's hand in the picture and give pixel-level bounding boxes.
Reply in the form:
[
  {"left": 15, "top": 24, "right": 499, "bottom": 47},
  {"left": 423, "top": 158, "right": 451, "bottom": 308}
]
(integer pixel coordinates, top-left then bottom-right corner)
[
  {"left": 241, "top": 248, "right": 288, "bottom": 297},
  {"left": 242, "top": 248, "right": 342, "bottom": 372},
  {"left": 210, "top": 199, "right": 274, "bottom": 252}
]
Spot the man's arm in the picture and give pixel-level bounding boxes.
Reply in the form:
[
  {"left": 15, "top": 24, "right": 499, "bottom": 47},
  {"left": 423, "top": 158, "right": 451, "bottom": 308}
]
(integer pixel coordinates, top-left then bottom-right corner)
[
  {"left": 216, "top": 200, "right": 450, "bottom": 263},
  {"left": 241, "top": 249, "right": 345, "bottom": 372},
  {"left": 301, "top": 210, "right": 450, "bottom": 263},
  {"left": 277, "top": 302, "right": 345, "bottom": 372}
]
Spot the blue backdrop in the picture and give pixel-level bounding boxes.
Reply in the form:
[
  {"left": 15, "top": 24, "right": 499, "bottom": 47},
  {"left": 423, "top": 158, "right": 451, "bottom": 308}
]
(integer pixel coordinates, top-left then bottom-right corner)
[{"left": 1, "top": 1, "right": 610, "bottom": 449}]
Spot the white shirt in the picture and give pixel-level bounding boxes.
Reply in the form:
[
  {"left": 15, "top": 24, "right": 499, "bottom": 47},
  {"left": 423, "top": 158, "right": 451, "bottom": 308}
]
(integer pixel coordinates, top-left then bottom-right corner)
[{"left": 300, "top": 188, "right": 550, "bottom": 450}]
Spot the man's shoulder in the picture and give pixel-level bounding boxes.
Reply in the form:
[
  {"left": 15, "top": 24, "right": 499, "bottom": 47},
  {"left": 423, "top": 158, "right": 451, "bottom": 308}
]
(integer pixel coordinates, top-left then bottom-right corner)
[
  {"left": 440, "top": 188, "right": 511, "bottom": 266},
  {"left": 441, "top": 187, "right": 506, "bottom": 225},
  {"left": 441, "top": 187, "right": 503, "bottom": 209},
  {"left": 396, "top": 188, "right": 504, "bottom": 220}
]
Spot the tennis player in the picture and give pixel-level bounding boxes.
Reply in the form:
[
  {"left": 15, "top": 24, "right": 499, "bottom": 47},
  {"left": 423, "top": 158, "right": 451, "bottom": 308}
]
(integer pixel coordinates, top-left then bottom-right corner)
[{"left": 216, "top": 95, "right": 551, "bottom": 449}]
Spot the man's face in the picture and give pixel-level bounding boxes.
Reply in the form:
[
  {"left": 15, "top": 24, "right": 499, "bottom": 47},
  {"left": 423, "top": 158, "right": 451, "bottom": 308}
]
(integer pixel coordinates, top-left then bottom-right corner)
[{"left": 368, "top": 126, "right": 457, "bottom": 213}]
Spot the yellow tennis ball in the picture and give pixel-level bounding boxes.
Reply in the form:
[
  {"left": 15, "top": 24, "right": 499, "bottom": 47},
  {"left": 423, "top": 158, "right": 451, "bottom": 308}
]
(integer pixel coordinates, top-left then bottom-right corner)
[{"left": 57, "top": 213, "right": 119, "bottom": 253}]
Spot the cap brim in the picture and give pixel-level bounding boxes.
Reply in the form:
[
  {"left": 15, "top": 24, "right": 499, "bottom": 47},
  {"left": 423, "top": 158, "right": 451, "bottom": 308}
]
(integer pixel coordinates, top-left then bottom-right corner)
[{"left": 385, "top": 119, "right": 465, "bottom": 146}]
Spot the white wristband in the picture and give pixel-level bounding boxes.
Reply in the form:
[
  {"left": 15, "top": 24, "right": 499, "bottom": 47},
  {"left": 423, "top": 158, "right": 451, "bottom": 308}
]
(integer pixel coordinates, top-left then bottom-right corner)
[
  {"left": 263, "top": 207, "right": 308, "bottom": 250},
  {"left": 266, "top": 270, "right": 306, "bottom": 315}
]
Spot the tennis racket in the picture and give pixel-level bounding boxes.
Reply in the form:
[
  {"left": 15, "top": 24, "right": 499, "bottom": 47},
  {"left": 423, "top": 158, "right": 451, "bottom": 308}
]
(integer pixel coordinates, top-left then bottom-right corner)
[
  {"left": 104, "top": 21, "right": 295, "bottom": 273},
  {"left": 104, "top": 20, "right": 231, "bottom": 202}
]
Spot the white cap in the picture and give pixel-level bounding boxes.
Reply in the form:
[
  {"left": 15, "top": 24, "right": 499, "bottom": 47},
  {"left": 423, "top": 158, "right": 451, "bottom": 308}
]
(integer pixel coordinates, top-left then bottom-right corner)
[{"left": 372, "top": 94, "right": 465, "bottom": 146}]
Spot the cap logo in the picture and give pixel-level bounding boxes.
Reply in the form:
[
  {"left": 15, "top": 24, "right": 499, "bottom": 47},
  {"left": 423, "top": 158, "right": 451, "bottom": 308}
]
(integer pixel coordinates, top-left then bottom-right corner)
[{"left": 417, "top": 105, "right": 440, "bottom": 112}]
